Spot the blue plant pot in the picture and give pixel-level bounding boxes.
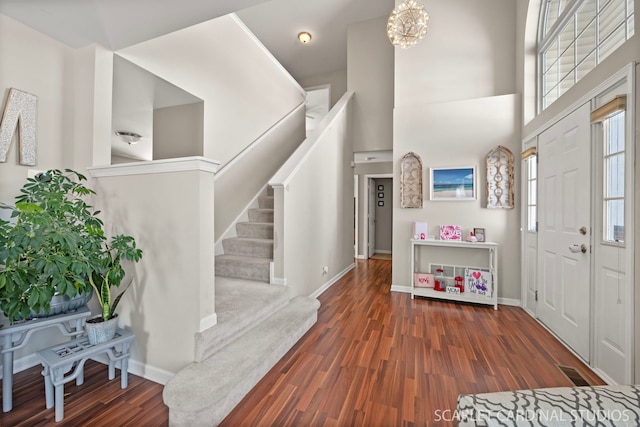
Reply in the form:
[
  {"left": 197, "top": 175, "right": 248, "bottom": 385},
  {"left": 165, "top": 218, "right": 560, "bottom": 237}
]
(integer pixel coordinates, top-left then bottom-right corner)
[{"left": 27, "top": 289, "right": 93, "bottom": 319}]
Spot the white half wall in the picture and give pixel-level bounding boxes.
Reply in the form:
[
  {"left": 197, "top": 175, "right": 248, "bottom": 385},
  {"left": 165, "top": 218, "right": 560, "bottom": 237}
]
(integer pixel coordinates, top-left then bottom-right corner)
[{"left": 90, "top": 161, "right": 217, "bottom": 375}]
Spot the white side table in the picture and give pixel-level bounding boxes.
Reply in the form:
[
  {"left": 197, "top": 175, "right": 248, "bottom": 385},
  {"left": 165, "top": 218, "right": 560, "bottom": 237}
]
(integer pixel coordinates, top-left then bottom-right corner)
[{"left": 0, "top": 306, "right": 90, "bottom": 412}]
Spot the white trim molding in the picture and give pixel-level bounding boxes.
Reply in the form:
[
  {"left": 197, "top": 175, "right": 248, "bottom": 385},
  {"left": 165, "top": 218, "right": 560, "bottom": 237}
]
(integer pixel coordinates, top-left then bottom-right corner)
[
  {"left": 270, "top": 262, "right": 287, "bottom": 286},
  {"left": 199, "top": 313, "right": 218, "bottom": 332},
  {"left": 310, "top": 263, "right": 355, "bottom": 299},
  {"left": 88, "top": 156, "right": 220, "bottom": 178}
]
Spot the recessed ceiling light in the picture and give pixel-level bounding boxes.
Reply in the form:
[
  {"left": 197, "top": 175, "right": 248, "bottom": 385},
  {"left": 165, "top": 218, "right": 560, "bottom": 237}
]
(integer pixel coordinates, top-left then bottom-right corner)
[{"left": 298, "top": 32, "right": 312, "bottom": 44}]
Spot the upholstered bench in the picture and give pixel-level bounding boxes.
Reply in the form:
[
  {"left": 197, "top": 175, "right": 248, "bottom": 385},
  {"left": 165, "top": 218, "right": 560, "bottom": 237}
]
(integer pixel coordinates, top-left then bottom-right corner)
[
  {"left": 36, "top": 328, "right": 134, "bottom": 421},
  {"left": 456, "top": 385, "right": 640, "bottom": 426}
]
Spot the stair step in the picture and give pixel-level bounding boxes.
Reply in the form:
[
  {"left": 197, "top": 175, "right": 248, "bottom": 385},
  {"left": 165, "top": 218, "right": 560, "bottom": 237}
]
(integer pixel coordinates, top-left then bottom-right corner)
[
  {"left": 258, "top": 195, "right": 274, "bottom": 209},
  {"left": 248, "top": 208, "right": 273, "bottom": 223},
  {"left": 222, "top": 237, "right": 273, "bottom": 258},
  {"left": 163, "top": 296, "right": 320, "bottom": 426},
  {"left": 236, "top": 222, "right": 273, "bottom": 239},
  {"left": 194, "top": 278, "right": 290, "bottom": 362},
  {"left": 215, "top": 255, "right": 271, "bottom": 282}
]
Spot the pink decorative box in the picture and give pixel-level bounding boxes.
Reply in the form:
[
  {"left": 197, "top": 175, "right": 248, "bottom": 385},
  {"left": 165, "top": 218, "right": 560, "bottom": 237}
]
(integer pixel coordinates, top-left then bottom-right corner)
[
  {"left": 440, "top": 225, "right": 462, "bottom": 241},
  {"left": 414, "top": 273, "right": 435, "bottom": 288}
]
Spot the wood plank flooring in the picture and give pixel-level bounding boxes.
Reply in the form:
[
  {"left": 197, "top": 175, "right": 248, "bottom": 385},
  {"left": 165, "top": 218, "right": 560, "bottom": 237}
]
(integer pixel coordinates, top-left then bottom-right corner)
[
  {"left": 0, "top": 359, "right": 168, "bottom": 426},
  {"left": 0, "top": 258, "right": 602, "bottom": 426},
  {"left": 221, "top": 258, "right": 603, "bottom": 426}
]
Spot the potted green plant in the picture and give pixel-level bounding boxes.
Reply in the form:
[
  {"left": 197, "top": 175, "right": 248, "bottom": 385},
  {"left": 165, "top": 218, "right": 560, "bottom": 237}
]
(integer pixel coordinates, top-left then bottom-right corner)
[
  {"left": 0, "top": 169, "right": 142, "bottom": 332},
  {"left": 86, "top": 234, "right": 142, "bottom": 344}
]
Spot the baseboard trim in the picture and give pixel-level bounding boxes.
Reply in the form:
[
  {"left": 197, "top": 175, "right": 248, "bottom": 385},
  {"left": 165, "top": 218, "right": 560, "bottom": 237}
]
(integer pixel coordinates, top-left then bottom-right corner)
[
  {"left": 0, "top": 354, "right": 40, "bottom": 379},
  {"left": 270, "top": 262, "right": 287, "bottom": 285},
  {"left": 498, "top": 297, "right": 521, "bottom": 307},
  {"left": 90, "top": 353, "right": 174, "bottom": 385},
  {"left": 127, "top": 358, "right": 174, "bottom": 385},
  {"left": 199, "top": 313, "right": 218, "bottom": 331},
  {"left": 355, "top": 255, "right": 367, "bottom": 260},
  {"left": 390, "top": 284, "right": 412, "bottom": 293},
  {"left": 374, "top": 249, "right": 392, "bottom": 254},
  {"left": 0, "top": 352, "right": 172, "bottom": 386},
  {"left": 310, "top": 263, "right": 355, "bottom": 299}
]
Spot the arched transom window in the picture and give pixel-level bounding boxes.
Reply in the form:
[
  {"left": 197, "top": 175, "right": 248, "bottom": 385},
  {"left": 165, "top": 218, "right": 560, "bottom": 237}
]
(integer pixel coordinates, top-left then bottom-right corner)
[{"left": 538, "top": 0, "right": 634, "bottom": 110}]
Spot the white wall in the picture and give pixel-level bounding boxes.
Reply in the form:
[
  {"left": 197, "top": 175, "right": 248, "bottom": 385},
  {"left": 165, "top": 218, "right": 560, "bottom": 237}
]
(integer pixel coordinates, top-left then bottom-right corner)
[
  {"left": 0, "top": 15, "right": 75, "bottom": 194},
  {"left": 391, "top": 0, "right": 520, "bottom": 301},
  {"left": 271, "top": 93, "right": 355, "bottom": 297},
  {"left": 392, "top": 95, "right": 521, "bottom": 300},
  {"left": 214, "top": 107, "right": 306, "bottom": 242},
  {"left": 153, "top": 103, "right": 204, "bottom": 160},
  {"left": 394, "top": 0, "right": 517, "bottom": 106},
  {"left": 348, "top": 17, "right": 394, "bottom": 152},
  {"left": 297, "top": 69, "right": 347, "bottom": 109},
  {"left": 116, "top": 14, "right": 306, "bottom": 167},
  {"left": 0, "top": 15, "right": 81, "bottom": 364}
]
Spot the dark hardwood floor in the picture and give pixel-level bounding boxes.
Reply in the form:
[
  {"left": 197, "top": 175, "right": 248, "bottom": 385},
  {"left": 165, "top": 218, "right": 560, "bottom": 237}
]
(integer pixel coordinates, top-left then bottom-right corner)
[
  {"left": 221, "top": 259, "right": 603, "bottom": 426},
  {"left": 1, "top": 258, "right": 602, "bottom": 426}
]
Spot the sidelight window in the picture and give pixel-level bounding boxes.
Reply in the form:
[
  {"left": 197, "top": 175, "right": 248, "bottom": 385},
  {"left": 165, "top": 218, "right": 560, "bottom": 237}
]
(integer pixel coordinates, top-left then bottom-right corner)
[{"left": 602, "top": 110, "right": 625, "bottom": 243}]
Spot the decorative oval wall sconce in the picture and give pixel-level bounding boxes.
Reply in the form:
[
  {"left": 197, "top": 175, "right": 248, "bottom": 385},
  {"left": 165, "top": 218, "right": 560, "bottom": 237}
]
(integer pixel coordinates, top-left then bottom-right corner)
[
  {"left": 486, "top": 145, "right": 514, "bottom": 209},
  {"left": 400, "top": 152, "right": 423, "bottom": 208}
]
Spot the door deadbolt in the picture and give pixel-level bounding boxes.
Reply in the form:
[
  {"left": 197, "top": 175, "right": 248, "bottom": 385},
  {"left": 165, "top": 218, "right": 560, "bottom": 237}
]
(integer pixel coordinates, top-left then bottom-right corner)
[{"left": 579, "top": 226, "right": 587, "bottom": 235}]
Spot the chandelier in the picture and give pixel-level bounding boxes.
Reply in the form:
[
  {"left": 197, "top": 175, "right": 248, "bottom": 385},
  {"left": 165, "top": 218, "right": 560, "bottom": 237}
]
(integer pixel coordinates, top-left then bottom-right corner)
[{"left": 387, "top": 0, "right": 430, "bottom": 49}]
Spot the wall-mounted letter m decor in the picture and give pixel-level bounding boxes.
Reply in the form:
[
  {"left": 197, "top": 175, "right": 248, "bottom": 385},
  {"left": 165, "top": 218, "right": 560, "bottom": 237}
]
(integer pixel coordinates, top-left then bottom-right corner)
[{"left": 0, "top": 88, "right": 37, "bottom": 166}]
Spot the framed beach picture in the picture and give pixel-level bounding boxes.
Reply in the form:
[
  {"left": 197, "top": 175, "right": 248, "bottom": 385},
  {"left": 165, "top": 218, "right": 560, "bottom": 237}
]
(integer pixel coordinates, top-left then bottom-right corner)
[{"left": 430, "top": 166, "right": 477, "bottom": 201}]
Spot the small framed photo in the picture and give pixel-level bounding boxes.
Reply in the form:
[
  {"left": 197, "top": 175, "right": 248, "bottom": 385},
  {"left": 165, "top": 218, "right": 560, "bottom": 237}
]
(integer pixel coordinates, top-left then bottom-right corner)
[
  {"left": 430, "top": 166, "right": 477, "bottom": 201},
  {"left": 378, "top": 200, "right": 384, "bottom": 206},
  {"left": 378, "top": 185, "right": 384, "bottom": 191},
  {"left": 378, "top": 192, "right": 384, "bottom": 199},
  {"left": 473, "top": 227, "right": 486, "bottom": 242}
]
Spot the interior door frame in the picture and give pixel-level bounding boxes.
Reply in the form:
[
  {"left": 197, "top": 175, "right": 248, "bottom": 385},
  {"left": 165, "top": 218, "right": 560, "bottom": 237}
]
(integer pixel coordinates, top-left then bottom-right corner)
[{"left": 364, "top": 173, "right": 393, "bottom": 259}]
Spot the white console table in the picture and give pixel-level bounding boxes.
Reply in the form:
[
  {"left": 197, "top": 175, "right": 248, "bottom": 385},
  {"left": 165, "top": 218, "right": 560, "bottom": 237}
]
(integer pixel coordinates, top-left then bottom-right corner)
[
  {"left": 0, "top": 306, "right": 90, "bottom": 412},
  {"left": 410, "top": 239, "right": 498, "bottom": 310}
]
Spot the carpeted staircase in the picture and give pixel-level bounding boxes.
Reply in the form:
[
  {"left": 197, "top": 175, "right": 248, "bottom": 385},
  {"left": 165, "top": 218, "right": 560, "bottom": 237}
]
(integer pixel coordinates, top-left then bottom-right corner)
[
  {"left": 215, "top": 187, "right": 274, "bottom": 282},
  {"left": 163, "top": 186, "right": 320, "bottom": 426}
]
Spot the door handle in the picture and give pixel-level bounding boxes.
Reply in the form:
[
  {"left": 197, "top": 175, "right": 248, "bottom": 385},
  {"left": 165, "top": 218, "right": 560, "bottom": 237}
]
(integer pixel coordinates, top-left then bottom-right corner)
[{"left": 569, "top": 244, "right": 587, "bottom": 254}]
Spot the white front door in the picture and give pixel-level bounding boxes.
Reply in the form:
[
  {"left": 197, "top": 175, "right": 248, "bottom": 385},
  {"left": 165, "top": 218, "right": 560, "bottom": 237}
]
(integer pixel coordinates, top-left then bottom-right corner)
[
  {"left": 537, "top": 103, "right": 591, "bottom": 361},
  {"left": 368, "top": 178, "right": 376, "bottom": 258}
]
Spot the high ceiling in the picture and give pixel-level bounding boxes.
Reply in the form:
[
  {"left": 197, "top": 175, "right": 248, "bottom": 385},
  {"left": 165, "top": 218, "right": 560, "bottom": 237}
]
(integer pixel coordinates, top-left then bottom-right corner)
[{"left": 0, "top": 0, "right": 394, "bottom": 81}]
